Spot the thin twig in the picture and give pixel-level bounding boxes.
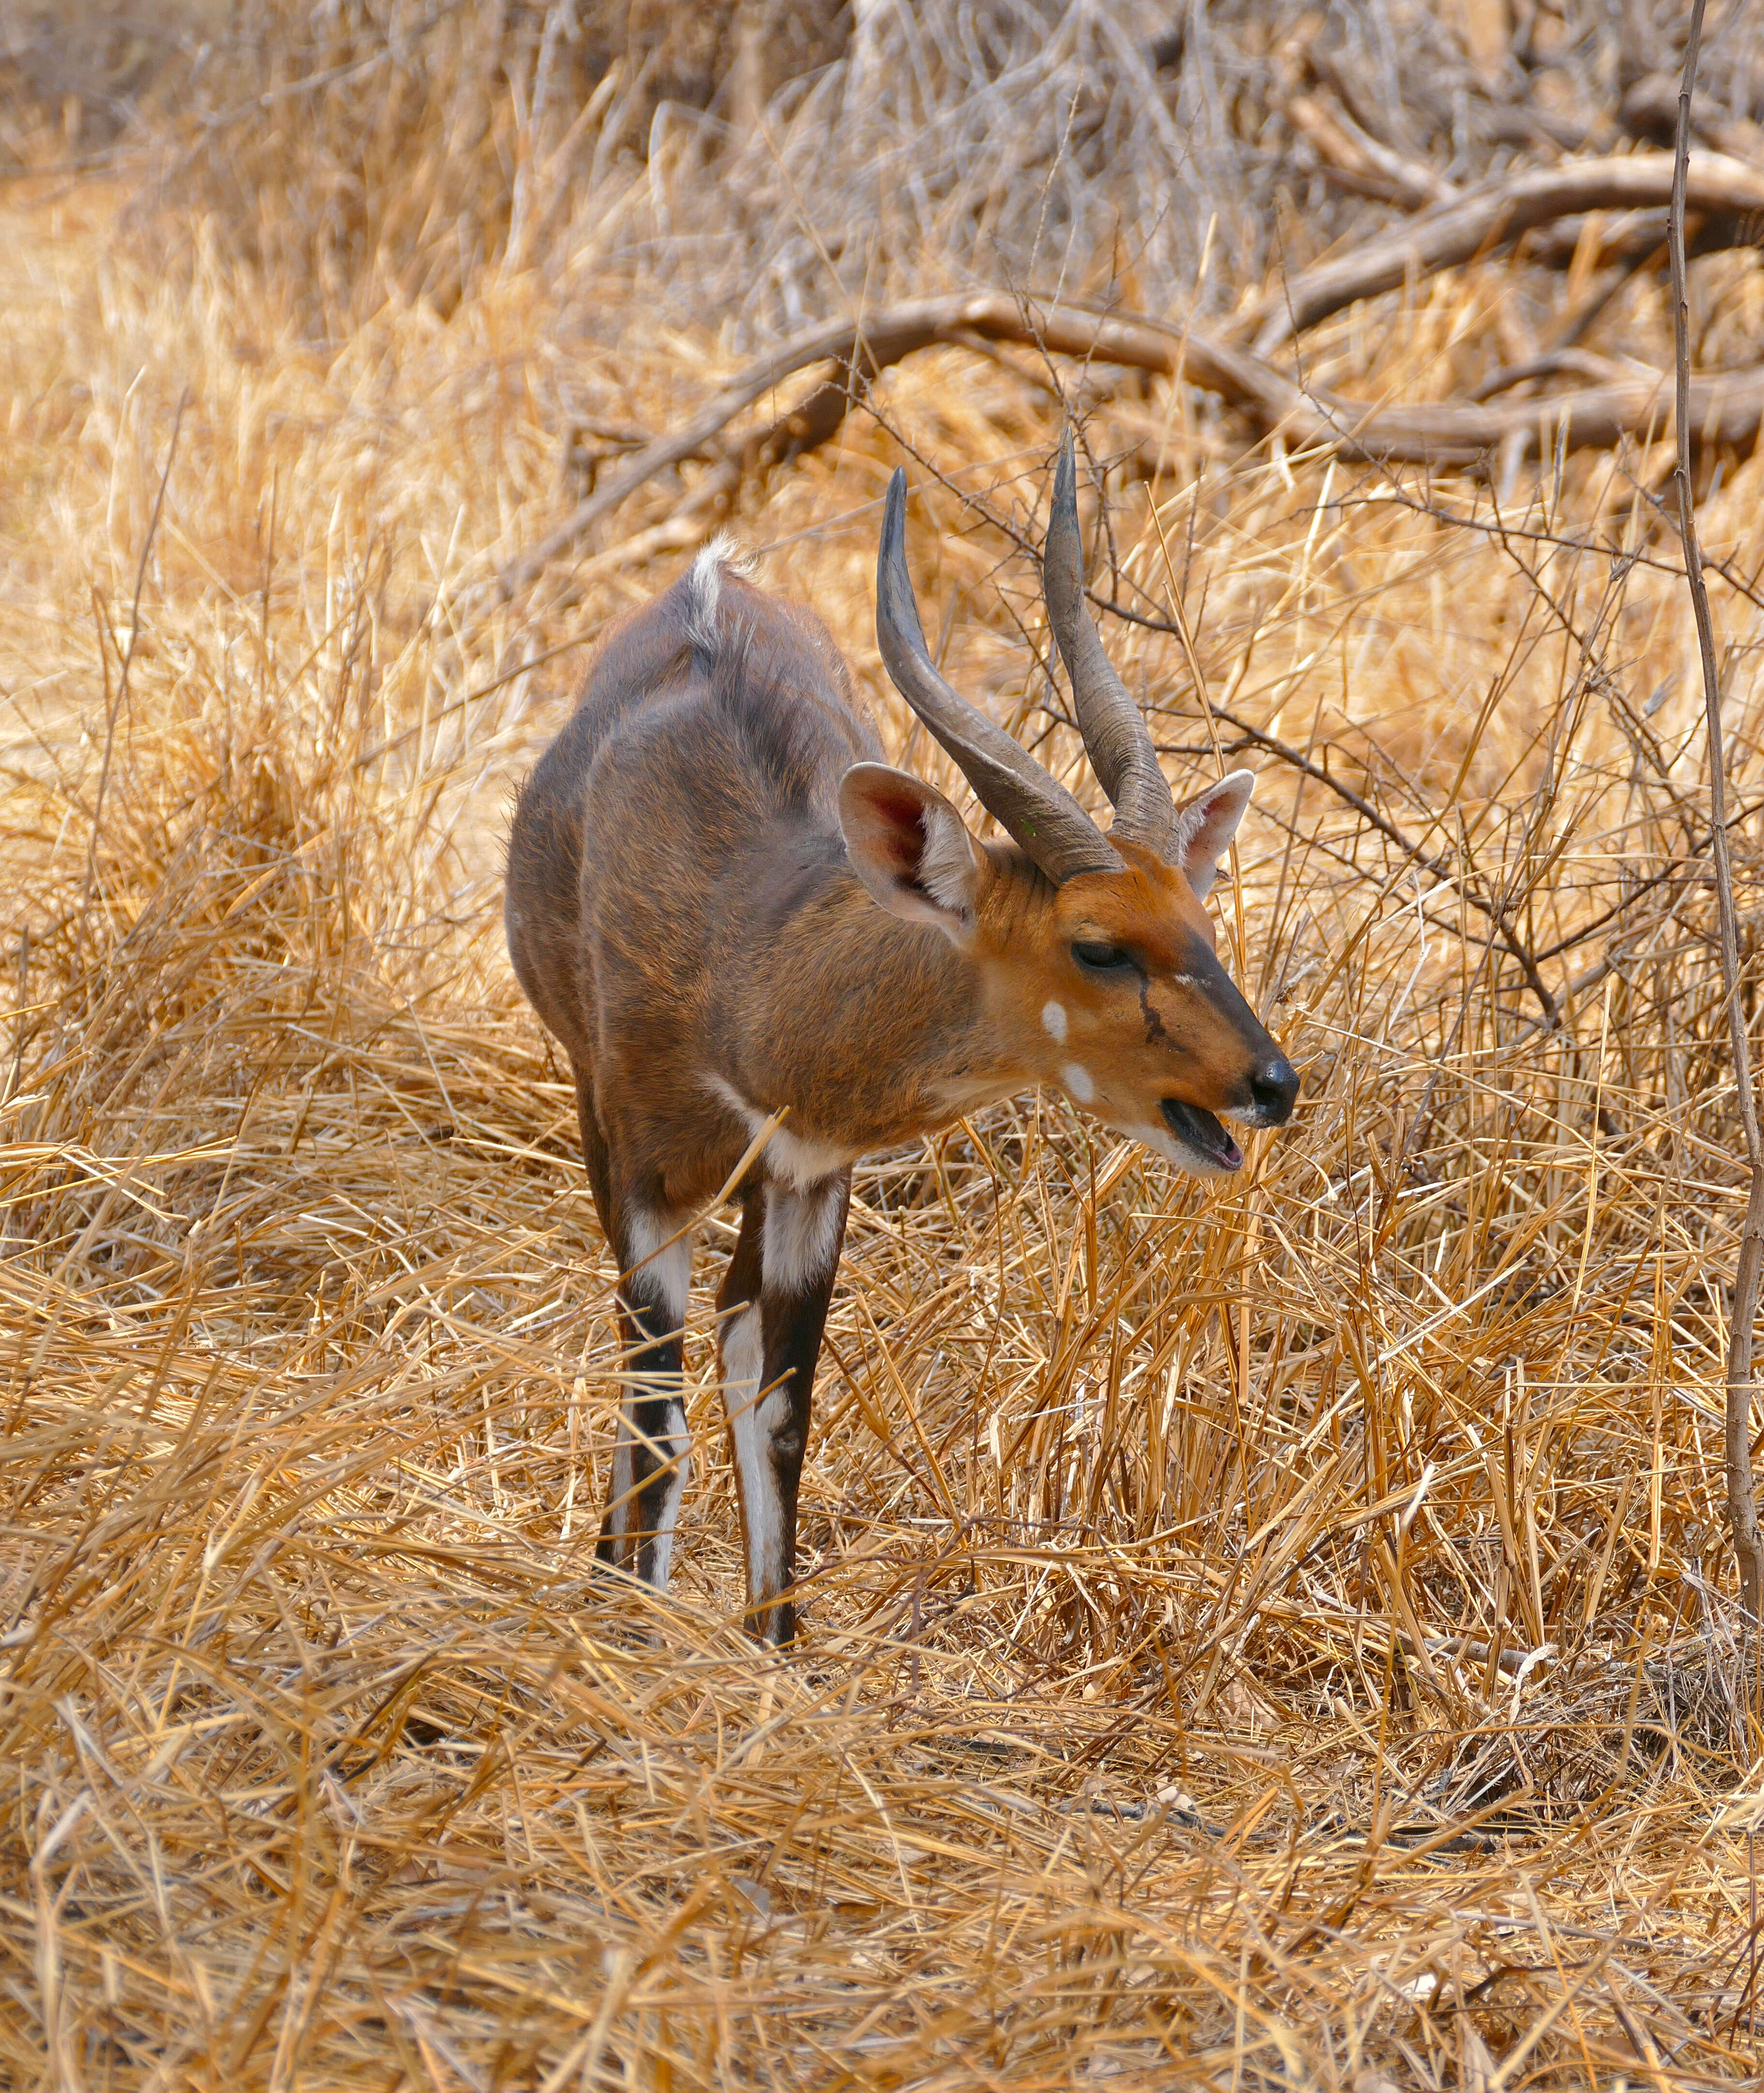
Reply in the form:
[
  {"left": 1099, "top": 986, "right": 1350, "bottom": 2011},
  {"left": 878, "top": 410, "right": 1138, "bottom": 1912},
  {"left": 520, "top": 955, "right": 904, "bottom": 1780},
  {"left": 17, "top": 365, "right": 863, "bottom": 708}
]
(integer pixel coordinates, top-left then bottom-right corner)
[
  {"left": 1174, "top": 702, "right": 1561, "bottom": 1027},
  {"left": 1670, "top": 1, "right": 1764, "bottom": 1619},
  {"left": 83, "top": 392, "right": 187, "bottom": 910}
]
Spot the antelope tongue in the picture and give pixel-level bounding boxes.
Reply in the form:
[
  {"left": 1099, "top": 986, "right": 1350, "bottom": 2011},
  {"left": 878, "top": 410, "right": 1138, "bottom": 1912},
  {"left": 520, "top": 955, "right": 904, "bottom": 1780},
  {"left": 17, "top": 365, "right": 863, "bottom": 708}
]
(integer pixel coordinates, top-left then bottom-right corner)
[{"left": 1159, "top": 1099, "right": 1243, "bottom": 1172}]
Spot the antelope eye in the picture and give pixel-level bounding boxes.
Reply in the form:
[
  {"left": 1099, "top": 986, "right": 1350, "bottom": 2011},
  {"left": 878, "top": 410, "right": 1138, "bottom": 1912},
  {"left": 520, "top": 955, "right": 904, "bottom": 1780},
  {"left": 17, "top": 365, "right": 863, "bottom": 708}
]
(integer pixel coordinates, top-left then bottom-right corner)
[{"left": 1071, "top": 940, "right": 1136, "bottom": 976}]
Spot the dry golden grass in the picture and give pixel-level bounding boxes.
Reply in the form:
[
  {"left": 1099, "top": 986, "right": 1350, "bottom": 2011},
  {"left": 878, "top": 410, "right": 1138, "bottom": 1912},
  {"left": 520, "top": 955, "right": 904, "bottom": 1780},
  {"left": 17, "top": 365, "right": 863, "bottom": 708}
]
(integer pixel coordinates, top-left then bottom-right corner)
[{"left": 4, "top": 9, "right": 1764, "bottom": 2086}]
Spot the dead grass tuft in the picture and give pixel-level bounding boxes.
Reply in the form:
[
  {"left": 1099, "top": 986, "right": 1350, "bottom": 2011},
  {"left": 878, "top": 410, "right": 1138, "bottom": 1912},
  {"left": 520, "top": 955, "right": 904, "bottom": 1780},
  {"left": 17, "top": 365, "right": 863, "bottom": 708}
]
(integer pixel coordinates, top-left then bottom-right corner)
[{"left": 3, "top": 6, "right": 1764, "bottom": 2086}]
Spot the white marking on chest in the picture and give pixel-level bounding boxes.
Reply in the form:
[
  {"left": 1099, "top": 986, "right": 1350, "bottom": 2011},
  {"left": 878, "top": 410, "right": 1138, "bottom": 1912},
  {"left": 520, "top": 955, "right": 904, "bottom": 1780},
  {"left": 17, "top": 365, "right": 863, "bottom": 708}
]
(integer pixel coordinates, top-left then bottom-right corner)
[
  {"left": 1041, "top": 1000, "right": 1068, "bottom": 1043},
  {"left": 1061, "top": 1063, "right": 1096, "bottom": 1105},
  {"left": 705, "top": 1075, "right": 855, "bottom": 1191}
]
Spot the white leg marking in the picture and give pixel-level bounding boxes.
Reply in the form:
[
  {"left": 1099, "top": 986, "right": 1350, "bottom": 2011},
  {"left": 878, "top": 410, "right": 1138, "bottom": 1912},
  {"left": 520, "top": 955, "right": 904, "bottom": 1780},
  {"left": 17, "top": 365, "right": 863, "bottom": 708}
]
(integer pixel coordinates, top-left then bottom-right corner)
[
  {"left": 607, "top": 1435, "right": 636, "bottom": 1540},
  {"left": 762, "top": 1180, "right": 845, "bottom": 1296},
  {"left": 720, "top": 1302, "right": 788, "bottom": 1602},
  {"left": 644, "top": 1402, "right": 691, "bottom": 1590},
  {"left": 1041, "top": 999, "right": 1068, "bottom": 1043},
  {"left": 612, "top": 1207, "right": 692, "bottom": 1582},
  {"left": 1061, "top": 1062, "right": 1096, "bottom": 1105},
  {"left": 620, "top": 1208, "right": 691, "bottom": 1328},
  {"left": 608, "top": 1400, "right": 691, "bottom": 1582}
]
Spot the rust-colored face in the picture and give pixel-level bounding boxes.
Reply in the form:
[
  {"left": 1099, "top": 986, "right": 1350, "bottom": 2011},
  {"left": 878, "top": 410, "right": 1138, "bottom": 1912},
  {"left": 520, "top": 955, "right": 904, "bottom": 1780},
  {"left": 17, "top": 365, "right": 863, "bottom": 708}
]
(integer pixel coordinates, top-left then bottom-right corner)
[
  {"left": 861, "top": 440, "right": 1301, "bottom": 1173},
  {"left": 975, "top": 839, "right": 1297, "bottom": 1177}
]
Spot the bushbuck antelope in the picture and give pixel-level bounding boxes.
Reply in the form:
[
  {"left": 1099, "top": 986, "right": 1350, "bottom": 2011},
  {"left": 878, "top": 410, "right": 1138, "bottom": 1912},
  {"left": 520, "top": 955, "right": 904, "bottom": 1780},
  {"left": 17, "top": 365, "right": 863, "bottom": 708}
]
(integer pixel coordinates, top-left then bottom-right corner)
[{"left": 506, "top": 437, "right": 1297, "bottom": 1643}]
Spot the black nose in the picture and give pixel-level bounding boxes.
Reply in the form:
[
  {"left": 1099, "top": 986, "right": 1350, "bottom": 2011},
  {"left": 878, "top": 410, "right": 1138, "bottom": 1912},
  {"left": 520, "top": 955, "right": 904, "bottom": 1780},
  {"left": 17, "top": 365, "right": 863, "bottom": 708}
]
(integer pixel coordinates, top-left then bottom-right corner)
[{"left": 1249, "top": 1056, "right": 1299, "bottom": 1127}]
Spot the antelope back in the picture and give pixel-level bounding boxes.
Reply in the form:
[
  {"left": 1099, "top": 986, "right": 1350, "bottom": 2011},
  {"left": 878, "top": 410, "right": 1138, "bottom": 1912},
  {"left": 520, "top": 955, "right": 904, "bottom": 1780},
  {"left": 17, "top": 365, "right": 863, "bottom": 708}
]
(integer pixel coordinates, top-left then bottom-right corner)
[{"left": 505, "top": 540, "right": 884, "bottom": 1155}]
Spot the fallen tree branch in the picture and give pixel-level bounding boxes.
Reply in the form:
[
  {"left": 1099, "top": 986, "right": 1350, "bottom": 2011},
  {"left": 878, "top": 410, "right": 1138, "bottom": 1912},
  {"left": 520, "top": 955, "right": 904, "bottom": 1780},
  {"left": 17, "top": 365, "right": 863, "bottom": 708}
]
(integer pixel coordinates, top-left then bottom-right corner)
[
  {"left": 1247, "top": 149, "right": 1764, "bottom": 355},
  {"left": 496, "top": 295, "right": 1231, "bottom": 597},
  {"left": 496, "top": 326, "right": 867, "bottom": 599},
  {"left": 1469, "top": 347, "right": 1639, "bottom": 401},
  {"left": 1669, "top": 6, "right": 1764, "bottom": 1619},
  {"left": 1118, "top": 330, "right": 1764, "bottom": 474},
  {"left": 498, "top": 293, "right": 1764, "bottom": 599},
  {"left": 1520, "top": 202, "right": 1759, "bottom": 272},
  {"left": 1278, "top": 360, "right": 1764, "bottom": 466},
  {"left": 1283, "top": 92, "right": 1457, "bottom": 209},
  {"left": 1622, "top": 71, "right": 1764, "bottom": 161}
]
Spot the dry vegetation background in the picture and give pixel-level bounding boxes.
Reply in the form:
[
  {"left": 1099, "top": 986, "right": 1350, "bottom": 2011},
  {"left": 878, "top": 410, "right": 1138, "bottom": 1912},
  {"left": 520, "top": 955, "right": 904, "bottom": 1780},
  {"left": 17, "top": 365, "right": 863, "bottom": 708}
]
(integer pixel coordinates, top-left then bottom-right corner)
[{"left": 4, "top": 1, "right": 1764, "bottom": 2086}]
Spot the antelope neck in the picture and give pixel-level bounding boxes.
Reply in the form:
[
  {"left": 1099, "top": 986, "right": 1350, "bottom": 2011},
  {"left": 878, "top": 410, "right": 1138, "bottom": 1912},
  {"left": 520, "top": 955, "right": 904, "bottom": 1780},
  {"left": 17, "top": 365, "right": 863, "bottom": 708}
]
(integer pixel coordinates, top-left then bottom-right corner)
[{"left": 720, "top": 853, "right": 1041, "bottom": 1153}]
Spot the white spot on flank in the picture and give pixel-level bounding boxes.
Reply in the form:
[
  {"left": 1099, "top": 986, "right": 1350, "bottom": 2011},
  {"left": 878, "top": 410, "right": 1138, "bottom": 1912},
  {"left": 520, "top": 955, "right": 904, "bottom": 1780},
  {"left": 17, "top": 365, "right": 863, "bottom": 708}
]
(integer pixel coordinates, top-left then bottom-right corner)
[
  {"left": 1061, "top": 1063, "right": 1096, "bottom": 1105},
  {"left": 1041, "top": 1000, "right": 1068, "bottom": 1043}
]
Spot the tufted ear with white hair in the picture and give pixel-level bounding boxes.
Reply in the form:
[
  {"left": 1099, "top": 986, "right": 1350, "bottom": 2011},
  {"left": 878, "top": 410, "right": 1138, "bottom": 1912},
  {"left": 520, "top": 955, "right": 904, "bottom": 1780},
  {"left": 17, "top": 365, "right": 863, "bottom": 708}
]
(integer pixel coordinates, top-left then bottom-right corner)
[
  {"left": 1170, "top": 769, "right": 1254, "bottom": 900},
  {"left": 838, "top": 763, "right": 982, "bottom": 942}
]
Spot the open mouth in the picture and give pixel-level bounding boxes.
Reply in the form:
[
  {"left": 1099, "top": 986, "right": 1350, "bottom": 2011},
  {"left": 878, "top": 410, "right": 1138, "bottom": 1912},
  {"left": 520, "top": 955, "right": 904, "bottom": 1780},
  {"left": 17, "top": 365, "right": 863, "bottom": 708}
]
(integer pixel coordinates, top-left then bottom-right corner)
[{"left": 1160, "top": 1099, "right": 1243, "bottom": 1172}]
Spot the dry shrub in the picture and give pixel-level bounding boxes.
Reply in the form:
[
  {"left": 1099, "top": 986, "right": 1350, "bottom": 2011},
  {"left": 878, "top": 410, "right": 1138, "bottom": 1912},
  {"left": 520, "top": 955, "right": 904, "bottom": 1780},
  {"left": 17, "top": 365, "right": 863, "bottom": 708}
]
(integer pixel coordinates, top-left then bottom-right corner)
[
  {"left": 1, "top": 1, "right": 1525, "bottom": 331},
  {"left": 3, "top": 6, "right": 1764, "bottom": 2088}
]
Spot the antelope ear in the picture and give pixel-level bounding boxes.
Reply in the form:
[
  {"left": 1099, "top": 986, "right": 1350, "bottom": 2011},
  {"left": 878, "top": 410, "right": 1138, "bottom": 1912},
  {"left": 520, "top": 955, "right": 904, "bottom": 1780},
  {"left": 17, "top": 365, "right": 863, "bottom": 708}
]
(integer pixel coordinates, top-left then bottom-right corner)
[
  {"left": 1171, "top": 769, "right": 1254, "bottom": 900},
  {"left": 838, "top": 763, "right": 982, "bottom": 941}
]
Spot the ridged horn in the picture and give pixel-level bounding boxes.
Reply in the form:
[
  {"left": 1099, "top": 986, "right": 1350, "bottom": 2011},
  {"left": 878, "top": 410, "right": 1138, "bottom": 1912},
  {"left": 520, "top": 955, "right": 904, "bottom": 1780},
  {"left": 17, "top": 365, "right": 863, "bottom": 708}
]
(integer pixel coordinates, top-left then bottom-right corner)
[
  {"left": 1043, "top": 429, "right": 1176, "bottom": 853},
  {"left": 875, "top": 468, "right": 1120, "bottom": 884}
]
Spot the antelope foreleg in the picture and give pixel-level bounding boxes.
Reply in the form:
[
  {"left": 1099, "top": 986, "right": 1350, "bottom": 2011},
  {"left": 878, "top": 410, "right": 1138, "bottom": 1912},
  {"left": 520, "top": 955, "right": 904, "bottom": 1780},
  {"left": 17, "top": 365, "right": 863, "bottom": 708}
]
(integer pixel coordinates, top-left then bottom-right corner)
[
  {"left": 599, "top": 1208, "right": 692, "bottom": 1590},
  {"left": 719, "top": 1174, "right": 849, "bottom": 1645}
]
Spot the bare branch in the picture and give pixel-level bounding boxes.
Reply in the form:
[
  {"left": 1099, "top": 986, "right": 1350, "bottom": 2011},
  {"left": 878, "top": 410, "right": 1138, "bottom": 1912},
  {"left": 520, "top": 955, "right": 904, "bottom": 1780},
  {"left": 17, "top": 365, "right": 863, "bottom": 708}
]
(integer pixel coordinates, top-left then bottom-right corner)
[
  {"left": 1188, "top": 704, "right": 1560, "bottom": 1028},
  {"left": 1670, "top": 1, "right": 1764, "bottom": 1619},
  {"left": 1282, "top": 92, "right": 1456, "bottom": 210},
  {"left": 1248, "top": 150, "right": 1764, "bottom": 356}
]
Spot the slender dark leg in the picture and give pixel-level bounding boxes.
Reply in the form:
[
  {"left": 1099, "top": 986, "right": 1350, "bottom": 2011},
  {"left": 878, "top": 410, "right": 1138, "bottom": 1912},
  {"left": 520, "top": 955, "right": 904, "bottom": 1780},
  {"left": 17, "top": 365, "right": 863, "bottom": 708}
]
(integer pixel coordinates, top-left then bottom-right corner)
[
  {"left": 715, "top": 1187, "right": 767, "bottom": 1616},
  {"left": 575, "top": 1077, "right": 692, "bottom": 1591},
  {"left": 717, "top": 1171, "right": 848, "bottom": 1644},
  {"left": 573, "top": 1072, "right": 616, "bottom": 1236},
  {"left": 595, "top": 1195, "right": 692, "bottom": 1587}
]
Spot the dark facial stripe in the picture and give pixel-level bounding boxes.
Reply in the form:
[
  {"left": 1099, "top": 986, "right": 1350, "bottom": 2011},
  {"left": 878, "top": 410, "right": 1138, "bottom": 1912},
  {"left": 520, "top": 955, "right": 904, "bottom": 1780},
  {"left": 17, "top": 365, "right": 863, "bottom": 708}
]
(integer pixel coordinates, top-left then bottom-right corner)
[
  {"left": 1138, "top": 970, "right": 1169, "bottom": 1046},
  {"left": 1183, "top": 937, "right": 1277, "bottom": 1057}
]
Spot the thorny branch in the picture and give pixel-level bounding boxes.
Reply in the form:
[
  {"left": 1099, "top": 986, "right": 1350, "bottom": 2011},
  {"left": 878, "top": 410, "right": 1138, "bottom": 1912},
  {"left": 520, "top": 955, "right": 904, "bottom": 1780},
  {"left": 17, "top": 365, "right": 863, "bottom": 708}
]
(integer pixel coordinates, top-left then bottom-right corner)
[{"left": 1165, "top": 702, "right": 1563, "bottom": 1028}]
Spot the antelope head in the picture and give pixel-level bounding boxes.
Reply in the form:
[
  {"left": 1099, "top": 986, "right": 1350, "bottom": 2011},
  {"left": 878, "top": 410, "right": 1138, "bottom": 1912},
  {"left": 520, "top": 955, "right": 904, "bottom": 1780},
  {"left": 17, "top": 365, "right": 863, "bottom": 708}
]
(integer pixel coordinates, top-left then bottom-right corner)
[{"left": 841, "top": 435, "right": 1297, "bottom": 1175}]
